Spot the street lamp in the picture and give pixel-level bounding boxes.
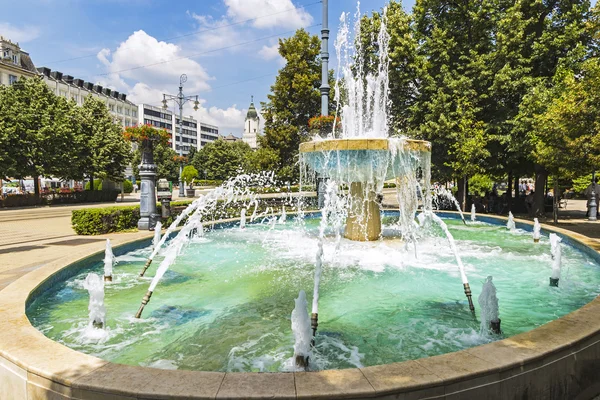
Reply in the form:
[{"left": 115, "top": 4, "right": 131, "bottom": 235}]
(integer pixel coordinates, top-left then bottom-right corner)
[{"left": 162, "top": 74, "right": 200, "bottom": 197}]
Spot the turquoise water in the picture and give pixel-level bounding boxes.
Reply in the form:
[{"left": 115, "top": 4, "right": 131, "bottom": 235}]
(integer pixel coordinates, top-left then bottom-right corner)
[{"left": 26, "top": 215, "right": 600, "bottom": 372}]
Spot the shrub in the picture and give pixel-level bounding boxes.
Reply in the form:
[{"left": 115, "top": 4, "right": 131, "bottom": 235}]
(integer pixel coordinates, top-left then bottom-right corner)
[
  {"left": 84, "top": 179, "right": 103, "bottom": 190},
  {"left": 123, "top": 180, "right": 133, "bottom": 194},
  {"left": 0, "top": 190, "right": 119, "bottom": 208},
  {"left": 72, "top": 206, "right": 140, "bottom": 235}
]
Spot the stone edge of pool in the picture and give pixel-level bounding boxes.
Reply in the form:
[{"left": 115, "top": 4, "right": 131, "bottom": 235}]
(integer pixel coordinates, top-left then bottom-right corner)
[{"left": 0, "top": 212, "right": 598, "bottom": 400}]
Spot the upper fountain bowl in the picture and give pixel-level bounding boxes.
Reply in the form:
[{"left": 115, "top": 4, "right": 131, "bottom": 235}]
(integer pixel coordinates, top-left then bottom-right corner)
[{"left": 299, "top": 138, "right": 431, "bottom": 185}]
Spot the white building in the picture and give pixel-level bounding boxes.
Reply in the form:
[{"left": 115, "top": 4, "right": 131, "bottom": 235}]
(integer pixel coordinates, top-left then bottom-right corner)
[
  {"left": 38, "top": 68, "right": 138, "bottom": 129},
  {"left": 138, "top": 104, "right": 219, "bottom": 156},
  {"left": 242, "top": 97, "right": 260, "bottom": 149},
  {"left": 199, "top": 122, "right": 219, "bottom": 148},
  {"left": 0, "top": 36, "right": 38, "bottom": 86}
]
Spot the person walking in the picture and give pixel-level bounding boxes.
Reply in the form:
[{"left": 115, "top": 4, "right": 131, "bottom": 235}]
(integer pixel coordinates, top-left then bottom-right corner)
[{"left": 584, "top": 177, "right": 600, "bottom": 218}]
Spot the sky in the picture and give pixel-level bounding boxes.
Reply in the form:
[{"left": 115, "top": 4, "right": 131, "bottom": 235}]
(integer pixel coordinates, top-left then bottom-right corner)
[{"left": 3, "top": 0, "right": 410, "bottom": 136}]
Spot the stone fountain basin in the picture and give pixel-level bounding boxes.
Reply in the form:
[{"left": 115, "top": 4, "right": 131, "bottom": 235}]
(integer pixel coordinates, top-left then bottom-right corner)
[
  {"left": 299, "top": 138, "right": 430, "bottom": 184},
  {"left": 1, "top": 214, "right": 600, "bottom": 399}
]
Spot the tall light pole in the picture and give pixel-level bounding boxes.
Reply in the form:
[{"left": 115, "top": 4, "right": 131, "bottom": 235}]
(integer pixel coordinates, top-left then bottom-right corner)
[
  {"left": 317, "top": 0, "right": 330, "bottom": 209},
  {"left": 162, "top": 74, "right": 199, "bottom": 197},
  {"left": 320, "top": 0, "right": 330, "bottom": 117}
]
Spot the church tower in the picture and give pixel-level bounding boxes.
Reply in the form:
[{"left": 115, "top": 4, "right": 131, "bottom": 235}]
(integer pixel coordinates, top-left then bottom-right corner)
[{"left": 243, "top": 96, "right": 260, "bottom": 149}]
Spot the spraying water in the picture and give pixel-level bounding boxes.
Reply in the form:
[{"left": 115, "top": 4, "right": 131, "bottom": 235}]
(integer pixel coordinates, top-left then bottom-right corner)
[
  {"left": 471, "top": 204, "right": 476, "bottom": 222},
  {"left": 291, "top": 290, "right": 312, "bottom": 368},
  {"left": 533, "top": 218, "right": 541, "bottom": 242},
  {"left": 507, "top": 212, "right": 516, "bottom": 231},
  {"left": 550, "top": 233, "right": 562, "bottom": 281},
  {"left": 82, "top": 273, "right": 106, "bottom": 329},
  {"left": 478, "top": 276, "right": 500, "bottom": 335},
  {"left": 279, "top": 206, "right": 287, "bottom": 224},
  {"left": 240, "top": 208, "right": 246, "bottom": 230},
  {"left": 427, "top": 212, "right": 469, "bottom": 285},
  {"left": 433, "top": 187, "right": 466, "bottom": 224},
  {"left": 103, "top": 239, "right": 114, "bottom": 281},
  {"left": 152, "top": 221, "right": 162, "bottom": 250}
]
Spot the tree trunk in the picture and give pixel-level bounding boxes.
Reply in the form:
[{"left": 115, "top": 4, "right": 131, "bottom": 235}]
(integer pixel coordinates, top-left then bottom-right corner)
[
  {"left": 507, "top": 171, "right": 513, "bottom": 212},
  {"left": 33, "top": 175, "right": 40, "bottom": 200},
  {"left": 89, "top": 172, "right": 94, "bottom": 191},
  {"left": 553, "top": 178, "right": 559, "bottom": 224},
  {"left": 533, "top": 165, "right": 547, "bottom": 217},
  {"left": 456, "top": 176, "right": 466, "bottom": 211},
  {"left": 514, "top": 176, "right": 520, "bottom": 212}
]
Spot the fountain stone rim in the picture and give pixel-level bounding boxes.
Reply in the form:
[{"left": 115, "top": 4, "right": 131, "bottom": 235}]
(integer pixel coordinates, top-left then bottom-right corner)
[
  {"left": 299, "top": 137, "right": 431, "bottom": 153},
  {"left": 1, "top": 214, "right": 600, "bottom": 399}
]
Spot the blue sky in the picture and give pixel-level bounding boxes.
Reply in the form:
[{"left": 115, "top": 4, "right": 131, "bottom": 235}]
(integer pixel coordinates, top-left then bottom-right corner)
[{"left": 3, "top": 0, "right": 412, "bottom": 134}]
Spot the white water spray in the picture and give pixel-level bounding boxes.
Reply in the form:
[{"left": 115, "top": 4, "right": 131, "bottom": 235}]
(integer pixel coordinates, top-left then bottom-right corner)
[
  {"left": 279, "top": 206, "right": 287, "bottom": 224},
  {"left": 471, "top": 204, "right": 476, "bottom": 222},
  {"left": 152, "top": 221, "right": 162, "bottom": 250},
  {"left": 103, "top": 239, "right": 114, "bottom": 280},
  {"left": 550, "top": 233, "right": 562, "bottom": 280},
  {"left": 478, "top": 276, "right": 500, "bottom": 335},
  {"left": 533, "top": 218, "right": 541, "bottom": 242},
  {"left": 240, "top": 208, "right": 246, "bottom": 230},
  {"left": 427, "top": 212, "right": 469, "bottom": 285},
  {"left": 291, "top": 290, "right": 312, "bottom": 366},
  {"left": 507, "top": 212, "right": 516, "bottom": 231},
  {"left": 82, "top": 273, "right": 106, "bottom": 329}
]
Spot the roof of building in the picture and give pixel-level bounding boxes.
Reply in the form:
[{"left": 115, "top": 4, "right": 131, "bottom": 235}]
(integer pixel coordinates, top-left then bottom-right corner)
[
  {"left": 221, "top": 133, "right": 241, "bottom": 142},
  {"left": 246, "top": 96, "right": 258, "bottom": 119},
  {"left": 0, "top": 37, "right": 38, "bottom": 75}
]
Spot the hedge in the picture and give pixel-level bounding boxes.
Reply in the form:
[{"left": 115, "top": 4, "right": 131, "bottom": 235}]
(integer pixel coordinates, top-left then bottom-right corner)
[
  {"left": 85, "top": 180, "right": 133, "bottom": 193},
  {"left": 0, "top": 190, "right": 119, "bottom": 208},
  {"left": 71, "top": 197, "right": 317, "bottom": 235},
  {"left": 72, "top": 206, "right": 140, "bottom": 235}
]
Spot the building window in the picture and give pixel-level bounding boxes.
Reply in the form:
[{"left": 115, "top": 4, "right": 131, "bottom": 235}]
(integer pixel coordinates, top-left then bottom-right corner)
[
  {"left": 125, "top": 108, "right": 130, "bottom": 116},
  {"left": 3, "top": 50, "right": 8, "bottom": 58},
  {"left": 73, "top": 95, "right": 78, "bottom": 103},
  {"left": 117, "top": 106, "right": 122, "bottom": 114},
  {"left": 60, "top": 90, "right": 67, "bottom": 97},
  {"left": 132, "top": 110, "right": 137, "bottom": 117},
  {"left": 8, "top": 75, "right": 18, "bottom": 85}
]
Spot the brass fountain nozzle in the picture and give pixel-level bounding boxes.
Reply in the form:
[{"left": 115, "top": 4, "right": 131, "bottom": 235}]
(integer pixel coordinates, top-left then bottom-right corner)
[
  {"left": 104, "top": 275, "right": 112, "bottom": 282},
  {"left": 135, "top": 290, "right": 153, "bottom": 318},
  {"left": 490, "top": 319, "right": 502, "bottom": 335},
  {"left": 463, "top": 283, "right": 475, "bottom": 312},
  {"left": 311, "top": 312, "right": 319, "bottom": 346},
  {"left": 139, "top": 258, "right": 153, "bottom": 277},
  {"left": 295, "top": 355, "right": 309, "bottom": 370},
  {"left": 549, "top": 277, "right": 559, "bottom": 287}
]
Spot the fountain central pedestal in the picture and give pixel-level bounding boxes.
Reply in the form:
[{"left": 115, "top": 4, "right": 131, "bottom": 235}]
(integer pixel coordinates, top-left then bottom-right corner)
[{"left": 300, "top": 138, "right": 431, "bottom": 242}]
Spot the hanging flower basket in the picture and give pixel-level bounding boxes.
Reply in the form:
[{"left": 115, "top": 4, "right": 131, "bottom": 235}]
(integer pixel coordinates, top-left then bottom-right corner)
[
  {"left": 123, "top": 124, "right": 171, "bottom": 146},
  {"left": 173, "top": 155, "right": 188, "bottom": 164},
  {"left": 308, "top": 115, "right": 342, "bottom": 136}
]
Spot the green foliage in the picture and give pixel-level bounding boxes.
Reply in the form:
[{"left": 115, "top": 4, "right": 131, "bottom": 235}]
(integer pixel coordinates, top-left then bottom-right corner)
[
  {"left": 469, "top": 174, "right": 494, "bottom": 196},
  {"left": 244, "top": 147, "right": 279, "bottom": 174},
  {"left": 181, "top": 165, "right": 198, "bottom": 188},
  {"left": 0, "top": 77, "right": 78, "bottom": 194},
  {"left": 260, "top": 29, "right": 335, "bottom": 180},
  {"left": 74, "top": 96, "right": 132, "bottom": 186},
  {"left": 191, "top": 139, "right": 251, "bottom": 180},
  {"left": 572, "top": 174, "right": 593, "bottom": 195},
  {"left": 84, "top": 179, "right": 102, "bottom": 191},
  {"left": 72, "top": 206, "right": 140, "bottom": 235},
  {"left": 1, "top": 190, "right": 118, "bottom": 208},
  {"left": 122, "top": 180, "right": 133, "bottom": 193}
]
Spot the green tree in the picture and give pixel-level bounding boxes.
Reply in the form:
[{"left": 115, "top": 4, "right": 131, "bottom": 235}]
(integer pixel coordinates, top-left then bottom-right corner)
[
  {"left": 181, "top": 165, "right": 198, "bottom": 188},
  {"left": 0, "top": 77, "right": 78, "bottom": 197},
  {"left": 244, "top": 147, "right": 279, "bottom": 174},
  {"left": 74, "top": 96, "right": 131, "bottom": 189},
  {"left": 260, "top": 29, "right": 334, "bottom": 179},
  {"left": 191, "top": 140, "right": 251, "bottom": 180}
]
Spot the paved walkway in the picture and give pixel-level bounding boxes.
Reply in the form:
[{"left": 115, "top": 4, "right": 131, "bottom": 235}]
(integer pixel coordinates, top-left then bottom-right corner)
[{"left": 0, "top": 192, "right": 597, "bottom": 291}]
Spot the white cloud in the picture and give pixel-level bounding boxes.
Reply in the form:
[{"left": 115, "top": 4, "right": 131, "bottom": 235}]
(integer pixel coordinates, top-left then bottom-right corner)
[
  {"left": 187, "top": 13, "right": 243, "bottom": 53},
  {"left": 188, "top": 100, "right": 248, "bottom": 134},
  {"left": 258, "top": 44, "right": 279, "bottom": 60},
  {"left": 97, "top": 30, "right": 212, "bottom": 94},
  {"left": 0, "top": 23, "right": 40, "bottom": 43},
  {"left": 224, "top": 0, "right": 313, "bottom": 29}
]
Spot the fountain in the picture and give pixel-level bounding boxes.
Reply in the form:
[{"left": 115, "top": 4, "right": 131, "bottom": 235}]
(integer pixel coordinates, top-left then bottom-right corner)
[
  {"left": 103, "top": 239, "right": 114, "bottom": 282},
  {"left": 240, "top": 208, "right": 246, "bottom": 229},
  {"left": 471, "top": 204, "right": 476, "bottom": 222},
  {"left": 279, "top": 206, "right": 287, "bottom": 224},
  {"left": 291, "top": 290, "right": 312, "bottom": 369},
  {"left": 152, "top": 221, "right": 162, "bottom": 250},
  {"left": 533, "top": 218, "right": 541, "bottom": 243},
  {"left": 507, "top": 212, "right": 516, "bottom": 231},
  {"left": 550, "top": 233, "right": 562, "bottom": 287},
  {"left": 478, "top": 276, "right": 501, "bottom": 335},
  {"left": 82, "top": 273, "right": 106, "bottom": 329}
]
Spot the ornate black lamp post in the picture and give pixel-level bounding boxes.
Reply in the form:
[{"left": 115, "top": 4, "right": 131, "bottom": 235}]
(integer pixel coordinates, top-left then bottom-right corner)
[{"left": 138, "top": 137, "right": 158, "bottom": 230}]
